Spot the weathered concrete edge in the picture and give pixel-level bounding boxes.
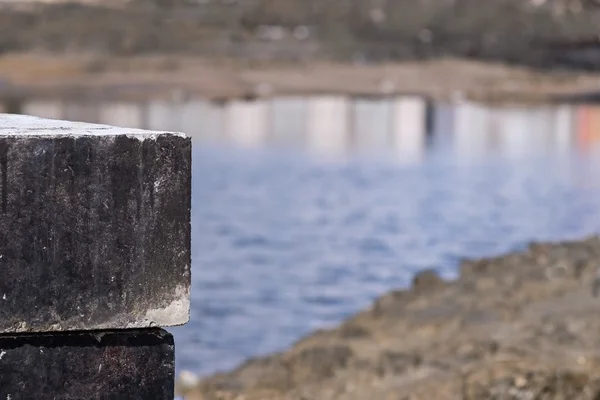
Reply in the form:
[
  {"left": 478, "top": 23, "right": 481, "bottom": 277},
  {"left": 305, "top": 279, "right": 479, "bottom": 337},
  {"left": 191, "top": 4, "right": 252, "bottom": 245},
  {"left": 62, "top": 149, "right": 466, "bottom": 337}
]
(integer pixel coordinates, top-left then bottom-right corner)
[
  {"left": 2, "top": 286, "right": 191, "bottom": 333},
  {"left": 0, "top": 327, "right": 175, "bottom": 343},
  {"left": 143, "top": 283, "right": 191, "bottom": 328},
  {"left": 0, "top": 132, "right": 188, "bottom": 140},
  {"left": 0, "top": 113, "right": 188, "bottom": 140}
]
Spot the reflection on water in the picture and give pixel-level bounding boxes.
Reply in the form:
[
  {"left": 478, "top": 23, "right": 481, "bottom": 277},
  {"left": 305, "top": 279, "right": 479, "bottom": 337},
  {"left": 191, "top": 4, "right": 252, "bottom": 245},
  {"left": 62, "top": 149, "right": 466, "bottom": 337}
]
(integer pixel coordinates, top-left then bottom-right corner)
[
  {"left": 21, "top": 95, "right": 600, "bottom": 160},
  {"left": 225, "top": 99, "right": 270, "bottom": 147},
  {"left": 18, "top": 95, "right": 600, "bottom": 376}
]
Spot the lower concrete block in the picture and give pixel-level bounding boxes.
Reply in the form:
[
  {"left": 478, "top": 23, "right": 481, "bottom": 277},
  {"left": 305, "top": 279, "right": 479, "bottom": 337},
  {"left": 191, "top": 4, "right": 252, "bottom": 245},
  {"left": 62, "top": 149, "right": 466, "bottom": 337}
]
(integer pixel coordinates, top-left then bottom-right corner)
[{"left": 0, "top": 329, "right": 174, "bottom": 399}]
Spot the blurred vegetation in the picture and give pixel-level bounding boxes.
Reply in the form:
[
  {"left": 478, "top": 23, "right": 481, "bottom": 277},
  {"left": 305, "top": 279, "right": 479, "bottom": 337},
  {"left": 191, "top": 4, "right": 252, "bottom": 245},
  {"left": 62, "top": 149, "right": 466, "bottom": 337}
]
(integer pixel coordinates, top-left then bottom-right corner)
[{"left": 1, "top": 0, "right": 600, "bottom": 69}]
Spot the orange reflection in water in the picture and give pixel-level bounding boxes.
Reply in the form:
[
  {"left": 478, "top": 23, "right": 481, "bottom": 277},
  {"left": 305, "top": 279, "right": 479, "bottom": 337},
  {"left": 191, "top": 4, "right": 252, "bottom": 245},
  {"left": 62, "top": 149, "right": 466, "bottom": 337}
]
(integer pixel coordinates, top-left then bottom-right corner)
[{"left": 576, "top": 105, "right": 600, "bottom": 151}]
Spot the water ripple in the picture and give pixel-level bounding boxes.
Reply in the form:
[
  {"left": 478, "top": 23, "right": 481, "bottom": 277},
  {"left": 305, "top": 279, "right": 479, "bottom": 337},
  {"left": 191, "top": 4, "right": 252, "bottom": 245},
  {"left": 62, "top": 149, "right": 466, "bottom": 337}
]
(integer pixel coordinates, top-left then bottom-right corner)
[{"left": 171, "top": 141, "right": 600, "bottom": 377}]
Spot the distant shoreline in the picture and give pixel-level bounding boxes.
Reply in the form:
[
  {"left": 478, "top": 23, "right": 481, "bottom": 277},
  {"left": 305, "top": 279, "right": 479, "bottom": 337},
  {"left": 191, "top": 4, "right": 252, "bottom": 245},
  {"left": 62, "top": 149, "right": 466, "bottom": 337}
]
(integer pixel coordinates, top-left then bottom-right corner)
[{"left": 2, "top": 54, "right": 600, "bottom": 105}]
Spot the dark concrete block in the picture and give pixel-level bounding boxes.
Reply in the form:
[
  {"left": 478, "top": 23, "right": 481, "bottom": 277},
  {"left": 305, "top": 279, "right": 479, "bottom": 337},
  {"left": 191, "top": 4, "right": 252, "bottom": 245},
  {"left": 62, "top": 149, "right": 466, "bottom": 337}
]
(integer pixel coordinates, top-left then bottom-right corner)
[
  {"left": 0, "top": 329, "right": 174, "bottom": 399},
  {"left": 0, "top": 114, "right": 191, "bottom": 332}
]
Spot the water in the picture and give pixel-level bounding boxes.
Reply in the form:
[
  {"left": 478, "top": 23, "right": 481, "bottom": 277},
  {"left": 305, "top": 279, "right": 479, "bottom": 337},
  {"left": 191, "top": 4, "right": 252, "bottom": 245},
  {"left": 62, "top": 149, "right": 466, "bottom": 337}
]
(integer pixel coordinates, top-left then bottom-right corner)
[{"left": 20, "top": 95, "right": 600, "bottom": 376}]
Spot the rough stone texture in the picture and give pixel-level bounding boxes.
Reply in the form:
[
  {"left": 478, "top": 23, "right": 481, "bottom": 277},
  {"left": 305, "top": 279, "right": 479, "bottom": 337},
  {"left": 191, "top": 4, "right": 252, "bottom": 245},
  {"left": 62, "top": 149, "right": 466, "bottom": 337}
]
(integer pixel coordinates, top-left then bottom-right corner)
[
  {"left": 0, "top": 114, "right": 191, "bottom": 332},
  {"left": 0, "top": 328, "right": 174, "bottom": 399}
]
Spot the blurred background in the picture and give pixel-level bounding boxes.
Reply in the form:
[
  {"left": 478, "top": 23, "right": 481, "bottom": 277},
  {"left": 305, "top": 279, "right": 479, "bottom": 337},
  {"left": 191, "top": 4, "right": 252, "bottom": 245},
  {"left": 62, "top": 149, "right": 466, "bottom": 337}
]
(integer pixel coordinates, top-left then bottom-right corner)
[{"left": 3, "top": 0, "right": 600, "bottom": 398}]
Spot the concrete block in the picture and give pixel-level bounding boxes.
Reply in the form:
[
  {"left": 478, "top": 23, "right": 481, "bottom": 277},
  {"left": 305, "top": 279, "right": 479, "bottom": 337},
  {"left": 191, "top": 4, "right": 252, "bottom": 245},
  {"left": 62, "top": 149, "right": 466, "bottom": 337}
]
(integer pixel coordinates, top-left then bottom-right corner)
[
  {"left": 0, "top": 114, "right": 191, "bottom": 332},
  {"left": 0, "top": 329, "right": 174, "bottom": 399}
]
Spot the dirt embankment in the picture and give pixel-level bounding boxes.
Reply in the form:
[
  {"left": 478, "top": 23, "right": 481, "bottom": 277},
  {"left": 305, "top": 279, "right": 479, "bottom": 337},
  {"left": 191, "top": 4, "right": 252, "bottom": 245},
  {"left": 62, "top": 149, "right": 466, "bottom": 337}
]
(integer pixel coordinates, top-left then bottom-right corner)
[
  {"left": 180, "top": 236, "right": 600, "bottom": 400},
  {"left": 1, "top": 0, "right": 600, "bottom": 69},
  {"left": 4, "top": 55, "right": 600, "bottom": 104},
  {"left": 2, "top": 1, "right": 600, "bottom": 101}
]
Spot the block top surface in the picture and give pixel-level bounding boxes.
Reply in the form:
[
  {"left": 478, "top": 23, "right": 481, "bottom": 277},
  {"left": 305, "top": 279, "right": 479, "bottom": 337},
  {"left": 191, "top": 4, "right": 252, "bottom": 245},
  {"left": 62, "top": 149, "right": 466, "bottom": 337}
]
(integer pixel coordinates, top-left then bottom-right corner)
[{"left": 0, "top": 113, "right": 186, "bottom": 139}]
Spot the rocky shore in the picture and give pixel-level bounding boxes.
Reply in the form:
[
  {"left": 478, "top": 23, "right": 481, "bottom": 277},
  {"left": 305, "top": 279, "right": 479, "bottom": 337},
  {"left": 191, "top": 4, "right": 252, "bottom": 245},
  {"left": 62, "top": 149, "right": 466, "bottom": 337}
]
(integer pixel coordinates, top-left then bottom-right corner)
[{"left": 180, "top": 236, "right": 600, "bottom": 400}]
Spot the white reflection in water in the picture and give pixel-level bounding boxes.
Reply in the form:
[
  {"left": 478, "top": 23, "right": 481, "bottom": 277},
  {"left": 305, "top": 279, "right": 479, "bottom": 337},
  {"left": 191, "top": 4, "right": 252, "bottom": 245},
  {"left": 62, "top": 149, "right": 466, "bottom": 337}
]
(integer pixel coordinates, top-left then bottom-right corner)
[
  {"left": 64, "top": 101, "right": 100, "bottom": 124},
  {"left": 147, "top": 100, "right": 178, "bottom": 131},
  {"left": 305, "top": 96, "right": 350, "bottom": 157},
  {"left": 99, "top": 101, "right": 144, "bottom": 129},
  {"left": 430, "top": 103, "right": 454, "bottom": 149},
  {"left": 22, "top": 100, "right": 64, "bottom": 120},
  {"left": 554, "top": 105, "right": 574, "bottom": 151},
  {"left": 270, "top": 96, "right": 307, "bottom": 147},
  {"left": 225, "top": 99, "right": 270, "bottom": 148},
  {"left": 192, "top": 100, "right": 225, "bottom": 142},
  {"left": 453, "top": 101, "right": 493, "bottom": 159},
  {"left": 17, "top": 95, "right": 600, "bottom": 160},
  {"left": 390, "top": 96, "right": 426, "bottom": 163},
  {"left": 179, "top": 100, "right": 208, "bottom": 139},
  {"left": 497, "top": 107, "right": 536, "bottom": 158},
  {"left": 351, "top": 97, "right": 391, "bottom": 152}
]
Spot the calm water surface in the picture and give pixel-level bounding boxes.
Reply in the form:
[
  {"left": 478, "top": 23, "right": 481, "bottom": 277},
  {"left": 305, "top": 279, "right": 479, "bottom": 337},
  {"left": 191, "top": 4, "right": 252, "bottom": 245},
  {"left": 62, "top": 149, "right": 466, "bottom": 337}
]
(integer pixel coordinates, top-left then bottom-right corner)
[
  {"left": 22, "top": 96, "right": 600, "bottom": 376},
  {"left": 168, "top": 100, "right": 600, "bottom": 376}
]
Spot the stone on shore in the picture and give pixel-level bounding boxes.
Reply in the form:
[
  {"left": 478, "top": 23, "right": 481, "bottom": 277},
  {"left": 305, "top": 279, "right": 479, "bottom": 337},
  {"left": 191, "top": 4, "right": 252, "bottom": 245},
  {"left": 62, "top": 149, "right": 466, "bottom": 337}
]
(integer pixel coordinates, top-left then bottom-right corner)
[
  {"left": 185, "top": 236, "right": 600, "bottom": 400},
  {"left": 0, "top": 329, "right": 174, "bottom": 399},
  {"left": 0, "top": 114, "right": 191, "bottom": 332}
]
